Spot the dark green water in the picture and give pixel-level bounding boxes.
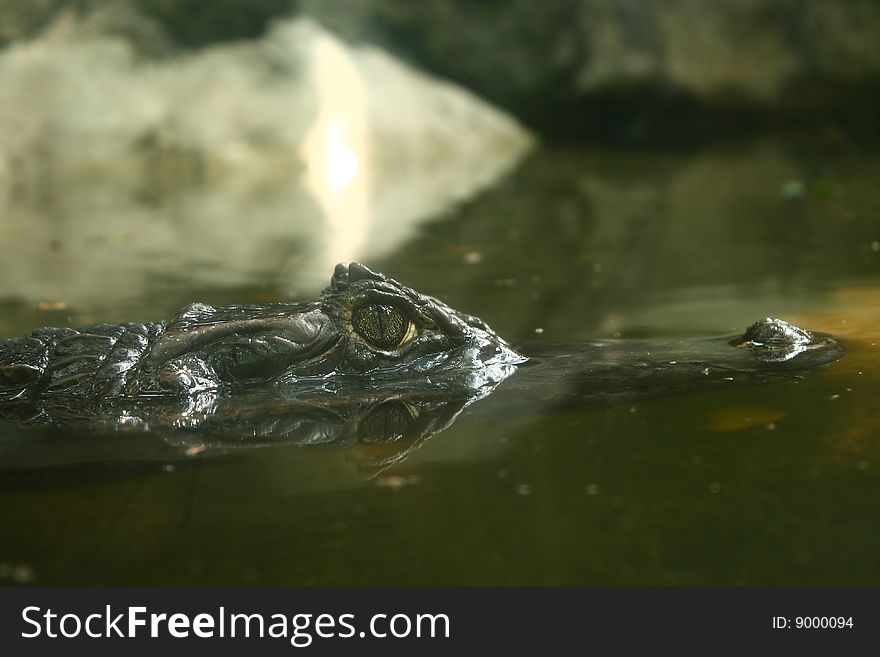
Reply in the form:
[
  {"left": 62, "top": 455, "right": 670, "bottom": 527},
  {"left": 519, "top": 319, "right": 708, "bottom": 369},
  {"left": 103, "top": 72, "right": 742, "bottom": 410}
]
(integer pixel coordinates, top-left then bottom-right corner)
[{"left": 1, "top": 143, "right": 879, "bottom": 585}]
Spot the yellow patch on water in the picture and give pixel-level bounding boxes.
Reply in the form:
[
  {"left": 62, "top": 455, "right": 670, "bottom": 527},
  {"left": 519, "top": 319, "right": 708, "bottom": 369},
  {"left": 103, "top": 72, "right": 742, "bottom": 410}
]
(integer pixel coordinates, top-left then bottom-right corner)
[
  {"left": 36, "top": 301, "right": 68, "bottom": 311},
  {"left": 788, "top": 285, "right": 880, "bottom": 339},
  {"left": 774, "top": 285, "right": 880, "bottom": 462},
  {"left": 375, "top": 474, "right": 422, "bottom": 491},
  {"left": 704, "top": 406, "right": 789, "bottom": 433}
]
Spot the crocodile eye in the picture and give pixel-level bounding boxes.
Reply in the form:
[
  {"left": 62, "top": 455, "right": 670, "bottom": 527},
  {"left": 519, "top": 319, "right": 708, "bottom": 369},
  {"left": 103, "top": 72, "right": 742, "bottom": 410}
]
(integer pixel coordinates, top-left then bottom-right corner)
[{"left": 351, "top": 302, "right": 415, "bottom": 350}]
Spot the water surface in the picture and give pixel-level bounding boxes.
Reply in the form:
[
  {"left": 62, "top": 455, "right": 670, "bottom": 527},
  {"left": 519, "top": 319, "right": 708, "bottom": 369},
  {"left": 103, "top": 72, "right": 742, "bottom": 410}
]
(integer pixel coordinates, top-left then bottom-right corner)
[{"left": 1, "top": 143, "right": 878, "bottom": 585}]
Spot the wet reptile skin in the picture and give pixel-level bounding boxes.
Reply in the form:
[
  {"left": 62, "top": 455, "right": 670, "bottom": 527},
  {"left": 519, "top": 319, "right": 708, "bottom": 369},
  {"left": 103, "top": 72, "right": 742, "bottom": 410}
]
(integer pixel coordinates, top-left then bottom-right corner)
[
  {"left": 0, "top": 262, "right": 526, "bottom": 402},
  {"left": 0, "top": 264, "right": 846, "bottom": 468}
]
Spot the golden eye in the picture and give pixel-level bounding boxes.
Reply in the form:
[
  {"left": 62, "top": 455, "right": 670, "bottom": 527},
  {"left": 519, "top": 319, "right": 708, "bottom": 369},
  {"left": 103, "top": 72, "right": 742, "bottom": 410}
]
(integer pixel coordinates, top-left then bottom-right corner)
[{"left": 351, "top": 303, "right": 415, "bottom": 350}]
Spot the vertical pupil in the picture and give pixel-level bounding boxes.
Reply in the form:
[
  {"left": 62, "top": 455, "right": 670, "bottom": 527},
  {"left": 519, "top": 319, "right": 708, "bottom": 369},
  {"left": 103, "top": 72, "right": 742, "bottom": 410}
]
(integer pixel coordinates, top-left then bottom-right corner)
[{"left": 353, "top": 303, "right": 407, "bottom": 349}]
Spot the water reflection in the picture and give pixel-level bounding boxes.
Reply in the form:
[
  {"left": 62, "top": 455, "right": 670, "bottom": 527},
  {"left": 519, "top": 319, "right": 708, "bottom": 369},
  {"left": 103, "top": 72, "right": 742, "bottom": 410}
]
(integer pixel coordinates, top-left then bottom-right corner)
[
  {"left": 0, "top": 73, "right": 876, "bottom": 586},
  {"left": 0, "top": 18, "right": 532, "bottom": 312},
  {"left": 376, "top": 144, "right": 880, "bottom": 344},
  {"left": 0, "top": 373, "right": 513, "bottom": 476},
  {"left": 0, "top": 323, "right": 844, "bottom": 476}
]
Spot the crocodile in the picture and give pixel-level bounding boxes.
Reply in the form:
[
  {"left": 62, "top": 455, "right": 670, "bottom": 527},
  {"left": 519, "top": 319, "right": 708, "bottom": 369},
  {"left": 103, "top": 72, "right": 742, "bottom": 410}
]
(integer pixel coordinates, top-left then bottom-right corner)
[
  {"left": 0, "top": 262, "right": 525, "bottom": 403},
  {"left": 0, "top": 263, "right": 845, "bottom": 469}
]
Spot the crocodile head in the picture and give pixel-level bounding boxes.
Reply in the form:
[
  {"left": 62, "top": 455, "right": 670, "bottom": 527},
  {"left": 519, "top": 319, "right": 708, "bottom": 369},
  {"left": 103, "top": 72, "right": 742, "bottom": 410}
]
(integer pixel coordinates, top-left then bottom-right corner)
[
  {"left": 729, "top": 317, "right": 843, "bottom": 365},
  {"left": 132, "top": 262, "right": 526, "bottom": 395}
]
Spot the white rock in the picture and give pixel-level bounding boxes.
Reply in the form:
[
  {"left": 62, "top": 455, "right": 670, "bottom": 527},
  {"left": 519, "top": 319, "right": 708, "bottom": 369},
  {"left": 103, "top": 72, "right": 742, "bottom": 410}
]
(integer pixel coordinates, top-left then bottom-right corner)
[{"left": 0, "top": 18, "right": 533, "bottom": 310}]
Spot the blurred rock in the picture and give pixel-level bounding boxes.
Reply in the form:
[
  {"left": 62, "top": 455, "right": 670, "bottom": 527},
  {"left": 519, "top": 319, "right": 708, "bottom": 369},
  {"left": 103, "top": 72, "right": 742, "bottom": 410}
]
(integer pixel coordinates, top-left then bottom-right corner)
[
  {"left": 300, "top": 0, "right": 880, "bottom": 139},
  {"left": 0, "top": 1, "right": 292, "bottom": 52},
  {"left": 5, "top": 1, "right": 879, "bottom": 142},
  {"left": 0, "top": 17, "right": 532, "bottom": 313}
]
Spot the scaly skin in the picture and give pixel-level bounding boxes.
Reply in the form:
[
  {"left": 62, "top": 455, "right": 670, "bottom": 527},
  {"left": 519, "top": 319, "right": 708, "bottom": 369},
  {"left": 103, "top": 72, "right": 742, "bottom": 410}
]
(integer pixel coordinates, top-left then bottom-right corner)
[
  {"left": 0, "top": 263, "right": 845, "bottom": 405},
  {"left": 0, "top": 262, "right": 526, "bottom": 402}
]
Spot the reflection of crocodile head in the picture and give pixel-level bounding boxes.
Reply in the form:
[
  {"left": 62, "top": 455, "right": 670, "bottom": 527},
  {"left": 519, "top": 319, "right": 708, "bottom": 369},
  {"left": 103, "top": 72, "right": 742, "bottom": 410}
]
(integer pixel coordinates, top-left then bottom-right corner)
[
  {"left": 0, "top": 262, "right": 527, "bottom": 402},
  {"left": 0, "top": 264, "right": 525, "bottom": 470},
  {"left": 0, "top": 378, "right": 495, "bottom": 470},
  {"left": 0, "top": 378, "right": 508, "bottom": 473},
  {"left": 129, "top": 381, "right": 498, "bottom": 474}
]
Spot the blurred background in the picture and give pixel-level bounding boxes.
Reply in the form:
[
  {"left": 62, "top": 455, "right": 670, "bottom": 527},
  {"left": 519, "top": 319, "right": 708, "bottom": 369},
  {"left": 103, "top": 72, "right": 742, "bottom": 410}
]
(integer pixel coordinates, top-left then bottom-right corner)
[
  {"left": 1, "top": 1, "right": 879, "bottom": 586},
  {"left": 1, "top": 0, "right": 878, "bottom": 331}
]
